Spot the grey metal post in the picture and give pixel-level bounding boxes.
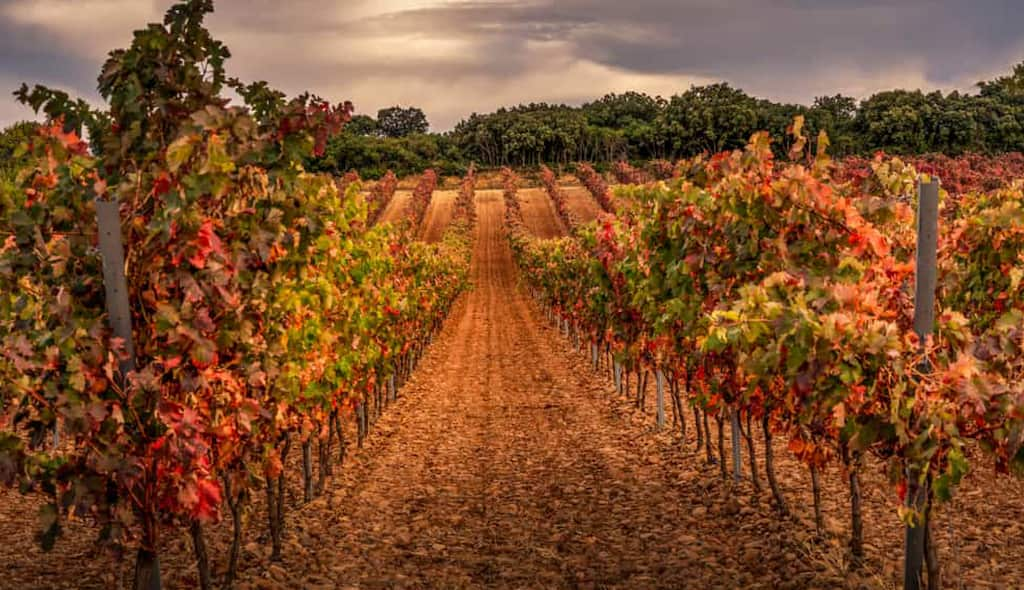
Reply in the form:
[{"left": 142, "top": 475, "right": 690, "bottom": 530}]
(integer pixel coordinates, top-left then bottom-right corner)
[
  {"left": 97, "top": 197, "right": 152, "bottom": 588},
  {"left": 904, "top": 177, "right": 939, "bottom": 590},
  {"left": 730, "top": 409, "right": 742, "bottom": 483},
  {"left": 95, "top": 199, "right": 137, "bottom": 378},
  {"left": 914, "top": 178, "right": 940, "bottom": 348},
  {"left": 655, "top": 369, "right": 666, "bottom": 429}
]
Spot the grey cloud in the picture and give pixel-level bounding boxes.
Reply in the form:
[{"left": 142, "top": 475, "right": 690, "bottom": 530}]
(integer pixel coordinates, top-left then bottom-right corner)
[
  {"left": 352, "top": 0, "right": 1024, "bottom": 95},
  {"left": 0, "top": 15, "right": 102, "bottom": 114},
  {"left": 1, "top": 0, "right": 1023, "bottom": 130},
  {"left": 343, "top": 2, "right": 591, "bottom": 39}
]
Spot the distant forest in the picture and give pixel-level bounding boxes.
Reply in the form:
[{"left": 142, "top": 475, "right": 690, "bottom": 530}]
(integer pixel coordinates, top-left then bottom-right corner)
[
  {"left": 307, "top": 62, "right": 1024, "bottom": 178},
  {"left": 6, "top": 63, "right": 1024, "bottom": 181}
]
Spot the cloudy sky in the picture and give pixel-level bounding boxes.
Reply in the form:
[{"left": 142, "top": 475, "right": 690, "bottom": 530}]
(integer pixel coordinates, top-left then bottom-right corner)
[{"left": 1, "top": 0, "right": 1022, "bottom": 131}]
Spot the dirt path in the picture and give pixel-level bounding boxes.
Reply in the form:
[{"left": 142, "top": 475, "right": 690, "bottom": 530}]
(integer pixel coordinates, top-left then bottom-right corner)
[
  {"left": 518, "top": 188, "right": 567, "bottom": 238},
  {"left": 222, "top": 189, "right": 836, "bottom": 590},
  {"left": 564, "top": 186, "right": 605, "bottom": 222},
  {"left": 419, "top": 190, "right": 457, "bottom": 242},
  {"left": 375, "top": 190, "right": 412, "bottom": 226}
]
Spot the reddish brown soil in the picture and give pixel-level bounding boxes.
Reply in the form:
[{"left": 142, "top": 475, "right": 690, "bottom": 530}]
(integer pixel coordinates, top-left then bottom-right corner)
[
  {"left": 375, "top": 190, "right": 413, "bottom": 226},
  {"left": 2, "top": 187, "right": 1023, "bottom": 590},
  {"left": 220, "top": 189, "right": 807, "bottom": 590},
  {"left": 419, "top": 190, "right": 457, "bottom": 243},
  {"left": 563, "top": 186, "right": 606, "bottom": 222},
  {"left": 517, "top": 188, "right": 567, "bottom": 238}
]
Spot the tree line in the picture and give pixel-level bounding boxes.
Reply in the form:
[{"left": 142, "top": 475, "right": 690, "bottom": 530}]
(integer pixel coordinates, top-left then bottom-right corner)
[
  {"left": 7, "top": 62, "right": 1024, "bottom": 180},
  {"left": 308, "top": 62, "right": 1024, "bottom": 177}
]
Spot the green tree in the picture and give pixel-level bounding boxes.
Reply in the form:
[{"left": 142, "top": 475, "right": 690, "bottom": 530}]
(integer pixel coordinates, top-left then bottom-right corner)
[
  {"left": 978, "top": 61, "right": 1024, "bottom": 101},
  {"left": 977, "top": 61, "right": 1024, "bottom": 152},
  {"left": 347, "top": 114, "right": 379, "bottom": 136},
  {"left": 377, "top": 106, "right": 429, "bottom": 137},
  {"left": 807, "top": 95, "right": 858, "bottom": 155},
  {"left": 855, "top": 90, "right": 934, "bottom": 154},
  {"left": 582, "top": 92, "right": 667, "bottom": 159},
  {"left": 854, "top": 89, "right": 987, "bottom": 155},
  {"left": 664, "top": 83, "right": 760, "bottom": 156}
]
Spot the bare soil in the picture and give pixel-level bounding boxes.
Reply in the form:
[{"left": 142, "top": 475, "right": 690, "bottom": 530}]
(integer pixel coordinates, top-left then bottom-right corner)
[
  {"left": 375, "top": 190, "right": 413, "bottom": 226},
  {"left": 419, "top": 190, "right": 457, "bottom": 243},
  {"left": 518, "top": 188, "right": 567, "bottom": 238},
  {"left": 563, "top": 187, "right": 606, "bottom": 222}
]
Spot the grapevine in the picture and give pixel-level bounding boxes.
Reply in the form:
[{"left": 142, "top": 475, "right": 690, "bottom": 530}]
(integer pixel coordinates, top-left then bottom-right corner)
[
  {"left": 507, "top": 117, "right": 1024, "bottom": 581},
  {"left": 575, "top": 162, "right": 615, "bottom": 212},
  {"left": 611, "top": 160, "right": 650, "bottom": 185},
  {"left": 0, "top": 3, "right": 471, "bottom": 588},
  {"left": 366, "top": 169, "right": 397, "bottom": 226}
]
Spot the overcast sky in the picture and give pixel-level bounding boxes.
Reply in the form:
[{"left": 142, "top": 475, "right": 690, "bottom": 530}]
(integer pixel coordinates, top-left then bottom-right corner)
[{"left": 1, "top": 0, "right": 1022, "bottom": 131}]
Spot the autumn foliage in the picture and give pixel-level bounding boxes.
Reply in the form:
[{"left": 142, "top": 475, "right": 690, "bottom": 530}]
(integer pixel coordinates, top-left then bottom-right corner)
[
  {"left": 539, "top": 164, "right": 578, "bottom": 233},
  {"left": 508, "top": 117, "right": 1024, "bottom": 575},
  {"left": 366, "top": 169, "right": 397, "bottom": 226},
  {"left": 406, "top": 169, "right": 438, "bottom": 228},
  {"left": 574, "top": 162, "right": 615, "bottom": 212},
  {"left": 611, "top": 160, "right": 650, "bottom": 185},
  {"left": 0, "top": 2, "right": 470, "bottom": 588},
  {"left": 454, "top": 164, "right": 477, "bottom": 223}
]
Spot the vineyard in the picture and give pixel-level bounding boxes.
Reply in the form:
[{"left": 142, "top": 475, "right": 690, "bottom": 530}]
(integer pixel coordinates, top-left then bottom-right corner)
[
  {"left": 2, "top": 2, "right": 1024, "bottom": 590},
  {"left": 506, "top": 134, "right": 1024, "bottom": 589}
]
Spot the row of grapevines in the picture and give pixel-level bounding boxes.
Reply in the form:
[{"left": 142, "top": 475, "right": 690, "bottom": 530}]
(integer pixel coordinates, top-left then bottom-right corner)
[
  {"left": 841, "top": 152, "right": 1024, "bottom": 196},
  {"left": 367, "top": 169, "right": 398, "bottom": 226},
  {"left": 501, "top": 167, "right": 521, "bottom": 226},
  {"left": 649, "top": 159, "right": 677, "bottom": 181},
  {"left": 0, "top": 2, "right": 471, "bottom": 588},
  {"left": 622, "top": 151, "right": 1024, "bottom": 197},
  {"left": 611, "top": 161, "right": 650, "bottom": 185},
  {"left": 539, "top": 165, "right": 579, "bottom": 234},
  {"left": 453, "top": 164, "right": 476, "bottom": 223},
  {"left": 406, "top": 169, "right": 438, "bottom": 228},
  {"left": 574, "top": 162, "right": 615, "bottom": 212},
  {"left": 338, "top": 170, "right": 361, "bottom": 193},
  {"left": 509, "top": 120, "right": 1024, "bottom": 580}
]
